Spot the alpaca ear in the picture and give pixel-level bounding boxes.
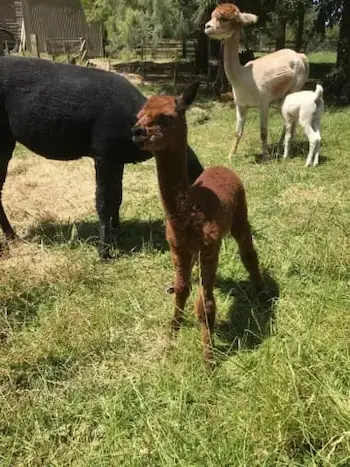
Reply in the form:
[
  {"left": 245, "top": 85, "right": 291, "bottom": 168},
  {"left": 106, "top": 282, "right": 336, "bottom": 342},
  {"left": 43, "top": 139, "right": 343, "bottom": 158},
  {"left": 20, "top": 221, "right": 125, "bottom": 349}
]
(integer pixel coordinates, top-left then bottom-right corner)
[
  {"left": 239, "top": 13, "right": 258, "bottom": 25},
  {"left": 177, "top": 81, "right": 200, "bottom": 111}
]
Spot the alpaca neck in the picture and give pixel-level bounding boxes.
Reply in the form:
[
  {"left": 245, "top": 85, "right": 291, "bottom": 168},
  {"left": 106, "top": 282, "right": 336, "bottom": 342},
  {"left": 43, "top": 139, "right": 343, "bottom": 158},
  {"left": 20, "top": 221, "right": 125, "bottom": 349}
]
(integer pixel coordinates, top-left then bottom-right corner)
[
  {"left": 223, "top": 32, "right": 247, "bottom": 86},
  {"left": 154, "top": 145, "right": 190, "bottom": 221}
]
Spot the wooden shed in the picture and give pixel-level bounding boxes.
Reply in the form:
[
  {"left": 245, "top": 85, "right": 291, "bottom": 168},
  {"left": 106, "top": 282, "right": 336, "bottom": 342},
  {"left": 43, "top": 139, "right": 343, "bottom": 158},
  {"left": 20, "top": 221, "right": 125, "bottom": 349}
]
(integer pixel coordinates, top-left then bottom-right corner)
[
  {"left": 0, "top": 0, "right": 103, "bottom": 57},
  {"left": 0, "top": 0, "right": 23, "bottom": 47}
]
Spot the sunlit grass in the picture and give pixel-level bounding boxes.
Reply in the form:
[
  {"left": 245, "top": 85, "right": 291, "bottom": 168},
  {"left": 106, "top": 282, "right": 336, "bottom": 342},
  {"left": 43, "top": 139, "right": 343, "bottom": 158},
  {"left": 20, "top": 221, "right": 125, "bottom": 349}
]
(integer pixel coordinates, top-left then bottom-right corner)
[{"left": 0, "top": 67, "right": 349, "bottom": 465}]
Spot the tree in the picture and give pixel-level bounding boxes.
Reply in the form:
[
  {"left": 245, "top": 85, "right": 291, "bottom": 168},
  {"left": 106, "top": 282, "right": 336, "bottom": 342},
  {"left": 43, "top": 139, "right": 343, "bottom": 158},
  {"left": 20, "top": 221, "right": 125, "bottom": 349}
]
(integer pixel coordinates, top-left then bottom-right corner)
[
  {"left": 336, "top": 0, "right": 350, "bottom": 69},
  {"left": 316, "top": 0, "right": 350, "bottom": 104},
  {"left": 266, "top": 0, "right": 313, "bottom": 50},
  {"left": 81, "top": 0, "right": 179, "bottom": 55}
]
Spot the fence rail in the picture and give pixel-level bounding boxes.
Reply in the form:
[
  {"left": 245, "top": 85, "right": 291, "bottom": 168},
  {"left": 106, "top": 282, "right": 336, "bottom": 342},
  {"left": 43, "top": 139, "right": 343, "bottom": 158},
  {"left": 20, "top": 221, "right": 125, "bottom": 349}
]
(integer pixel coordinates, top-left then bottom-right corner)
[
  {"left": 134, "top": 39, "right": 196, "bottom": 60},
  {"left": 45, "top": 37, "right": 84, "bottom": 55}
]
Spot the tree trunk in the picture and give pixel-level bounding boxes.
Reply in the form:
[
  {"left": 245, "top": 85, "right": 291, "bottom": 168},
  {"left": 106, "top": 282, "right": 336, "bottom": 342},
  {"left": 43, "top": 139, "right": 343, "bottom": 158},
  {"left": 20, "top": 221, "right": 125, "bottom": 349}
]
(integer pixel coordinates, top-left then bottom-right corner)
[
  {"left": 295, "top": 7, "right": 305, "bottom": 52},
  {"left": 337, "top": 0, "right": 350, "bottom": 70},
  {"left": 323, "top": 0, "right": 350, "bottom": 105},
  {"left": 182, "top": 39, "right": 187, "bottom": 59},
  {"left": 275, "top": 14, "right": 287, "bottom": 50},
  {"left": 195, "top": 30, "right": 208, "bottom": 74}
]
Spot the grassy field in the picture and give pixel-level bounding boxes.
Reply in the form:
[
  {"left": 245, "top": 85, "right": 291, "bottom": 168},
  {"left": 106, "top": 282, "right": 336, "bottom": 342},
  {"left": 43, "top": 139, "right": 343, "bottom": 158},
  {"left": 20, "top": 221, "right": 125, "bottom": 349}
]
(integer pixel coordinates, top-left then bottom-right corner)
[{"left": 1, "top": 58, "right": 350, "bottom": 465}]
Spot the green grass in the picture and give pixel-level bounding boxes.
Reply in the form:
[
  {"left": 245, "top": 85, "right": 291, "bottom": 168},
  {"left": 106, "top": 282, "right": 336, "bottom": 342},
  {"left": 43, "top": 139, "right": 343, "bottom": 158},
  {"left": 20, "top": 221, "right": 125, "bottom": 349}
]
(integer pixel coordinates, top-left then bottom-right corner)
[
  {"left": 305, "top": 51, "right": 336, "bottom": 65},
  {"left": 1, "top": 84, "right": 350, "bottom": 465}
]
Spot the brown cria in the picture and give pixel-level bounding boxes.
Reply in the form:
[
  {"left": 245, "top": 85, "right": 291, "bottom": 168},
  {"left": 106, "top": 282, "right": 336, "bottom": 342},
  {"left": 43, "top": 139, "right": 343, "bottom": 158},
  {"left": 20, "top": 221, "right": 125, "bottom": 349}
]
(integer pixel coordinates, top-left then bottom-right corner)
[{"left": 132, "top": 82, "right": 263, "bottom": 363}]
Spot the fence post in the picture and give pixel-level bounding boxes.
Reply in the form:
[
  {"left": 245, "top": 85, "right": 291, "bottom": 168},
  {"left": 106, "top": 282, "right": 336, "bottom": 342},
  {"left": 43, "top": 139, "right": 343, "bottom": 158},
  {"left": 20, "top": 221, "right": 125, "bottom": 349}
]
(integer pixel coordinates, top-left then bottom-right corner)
[
  {"left": 173, "top": 61, "right": 178, "bottom": 91},
  {"left": 30, "top": 33, "right": 39, "bottom": 57},
  {"left": 182, "top": 39, "right": 187, "bottom": 59},
  {"left": 140, "top": 36, "right": 144, "bottom": 61},
  {"left": 79, "top": 37, "right": 87, "bottom": 62}
]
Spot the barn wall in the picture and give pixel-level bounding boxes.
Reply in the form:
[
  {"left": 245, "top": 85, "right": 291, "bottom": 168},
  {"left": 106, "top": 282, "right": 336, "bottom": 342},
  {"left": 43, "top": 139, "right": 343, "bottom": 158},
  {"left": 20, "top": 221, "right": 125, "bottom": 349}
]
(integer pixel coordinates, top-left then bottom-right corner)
[
  {"left": 21, "top": 0, "right": 103, "bottom": 56},
  {"left": 0, "top": 0, "right": 23, "bottom": 41}
]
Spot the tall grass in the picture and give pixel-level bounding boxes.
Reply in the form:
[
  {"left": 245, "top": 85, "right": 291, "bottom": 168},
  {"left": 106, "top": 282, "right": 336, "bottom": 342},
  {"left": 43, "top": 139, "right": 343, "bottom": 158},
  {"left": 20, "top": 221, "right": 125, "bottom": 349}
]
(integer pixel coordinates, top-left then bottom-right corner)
[{"left": 0, "top": 73, "right": 349, "bottom": 465}]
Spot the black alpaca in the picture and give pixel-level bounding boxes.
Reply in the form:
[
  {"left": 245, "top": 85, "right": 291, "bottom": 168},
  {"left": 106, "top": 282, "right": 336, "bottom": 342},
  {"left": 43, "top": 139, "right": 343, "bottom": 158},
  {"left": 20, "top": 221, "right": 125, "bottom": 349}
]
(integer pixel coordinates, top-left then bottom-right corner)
[{"left": 0, "top": 56, "right": 203, "bottom": 257}]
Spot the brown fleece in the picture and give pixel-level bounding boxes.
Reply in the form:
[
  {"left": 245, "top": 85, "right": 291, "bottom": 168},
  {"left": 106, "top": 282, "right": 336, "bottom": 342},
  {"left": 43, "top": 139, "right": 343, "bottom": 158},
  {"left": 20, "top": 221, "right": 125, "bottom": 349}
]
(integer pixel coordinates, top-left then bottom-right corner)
[{"left": 134, "top": 91, "right": 263, "bottom": 363}]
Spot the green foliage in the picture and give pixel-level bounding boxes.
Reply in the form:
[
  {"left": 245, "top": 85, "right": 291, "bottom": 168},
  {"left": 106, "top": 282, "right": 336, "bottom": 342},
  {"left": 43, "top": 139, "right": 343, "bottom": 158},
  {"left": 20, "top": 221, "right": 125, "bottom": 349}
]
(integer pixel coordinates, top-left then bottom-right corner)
[
  {"left": 314, "top": 0, "right": 344, "bottom": 36},
  {"left": 82, "top": 0, "right": 180, "bottom": 55},
  {"left": 80, "top": 0, "right": 350, "bottom": 92}
]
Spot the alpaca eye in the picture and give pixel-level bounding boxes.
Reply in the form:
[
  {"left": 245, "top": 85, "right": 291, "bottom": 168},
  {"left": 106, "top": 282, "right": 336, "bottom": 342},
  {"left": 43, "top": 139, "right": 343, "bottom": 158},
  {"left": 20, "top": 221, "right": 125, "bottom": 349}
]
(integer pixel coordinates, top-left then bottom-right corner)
[
  {"left": 220, "top": 17, "right": 230, "bottom": 23},
  {"left": 157, "top": 115, "right": 173, "bottom": 126}
]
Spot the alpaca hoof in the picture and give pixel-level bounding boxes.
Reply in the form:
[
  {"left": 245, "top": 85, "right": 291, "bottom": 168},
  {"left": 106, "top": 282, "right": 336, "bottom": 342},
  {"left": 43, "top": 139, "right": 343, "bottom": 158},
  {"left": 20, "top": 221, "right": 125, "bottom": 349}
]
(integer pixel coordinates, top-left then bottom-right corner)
[
  {"left": 5, "top": 231, "right": 20, "bottom": 242},
  {"left": 0, "top": 240, "right": 13, "bottom": 258},
  {"left": 0, "top": 242, "right": 8, "bottom": 256},
  {"left": 98, "top": 247, "right": 113, "bottom": 260},
  {"left": 228, "top": 151, "right": 235, "bottom": 162},
  {"left": 203, "top": 349, "right": 216, "bottom": 368},
  {"left": 166, "top": 285, "right": 175, "bottom": 294},
  {"left": 170, "top": 322, "right": 181, "bottom": 335},
  {"left": 111, "top": 217, "right": 119, "bottom": 230},
  {"left": 0, "top": 234, "right": 21, "bottom": 256},
  {"left": 253, "top": 276, "right": 265, "bottom": 293}
]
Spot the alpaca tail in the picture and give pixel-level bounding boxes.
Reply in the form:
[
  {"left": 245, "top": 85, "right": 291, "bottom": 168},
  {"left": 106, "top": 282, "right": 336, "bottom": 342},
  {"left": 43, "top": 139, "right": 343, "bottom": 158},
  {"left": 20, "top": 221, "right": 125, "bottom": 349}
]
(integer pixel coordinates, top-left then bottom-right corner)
[
  {"left": 314, "top": 84, "right": 323, "bottom": 104},
  {"left": 298, "top": 53, "right": 310, "bottom": 84}
]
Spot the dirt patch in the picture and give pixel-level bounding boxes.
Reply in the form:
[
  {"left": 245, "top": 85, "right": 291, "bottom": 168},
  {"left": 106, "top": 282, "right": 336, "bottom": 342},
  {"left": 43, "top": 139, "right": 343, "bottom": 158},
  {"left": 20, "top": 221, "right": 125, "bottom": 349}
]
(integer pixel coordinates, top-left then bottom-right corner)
[
  {"left": 86, "top": 59, "right": 145, "bottom": 86},
  {"left": 4, "top": 154, "right": 95, "bottom": 236}
]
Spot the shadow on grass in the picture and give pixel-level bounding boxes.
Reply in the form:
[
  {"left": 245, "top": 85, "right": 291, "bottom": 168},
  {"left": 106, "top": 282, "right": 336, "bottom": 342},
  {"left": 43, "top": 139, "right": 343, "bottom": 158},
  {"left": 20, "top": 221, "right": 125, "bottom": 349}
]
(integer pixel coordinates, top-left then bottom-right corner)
[
  {"left": 0, "top": 284, "right": 57, "bottom": 342},
  {"left": 215, "top": 270, "right": 279, "bottom": 356},
  {"left": 2, "top": 354, "right": 76, "bottom": 390},
  {"left": 309, "top": 62, "right": 334, "bottom": 81},
  {"left": 252, "top": 140, "right": 328, "bottom": 165},
  {"left": 26, "top": 218, "right": 169, "bottom": 255}
]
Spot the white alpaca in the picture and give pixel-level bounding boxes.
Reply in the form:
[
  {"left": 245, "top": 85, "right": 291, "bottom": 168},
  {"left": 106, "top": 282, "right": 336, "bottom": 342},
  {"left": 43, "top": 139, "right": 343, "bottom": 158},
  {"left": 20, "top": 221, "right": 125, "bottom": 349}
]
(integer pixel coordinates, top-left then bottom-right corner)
[
  {"left": 204, "top": 3, "right": 309, "bottom": 160},
  {"left": 281, "top": 84, "right": 324, "bottom": 167}
]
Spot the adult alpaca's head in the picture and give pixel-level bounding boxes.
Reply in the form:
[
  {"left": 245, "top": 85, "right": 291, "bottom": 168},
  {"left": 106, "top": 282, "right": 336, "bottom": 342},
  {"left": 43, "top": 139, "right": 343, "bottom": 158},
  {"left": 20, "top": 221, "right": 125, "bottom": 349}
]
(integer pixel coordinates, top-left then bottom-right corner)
[
  {"left": 132, "top": 82, "right": 200, "bottom": 152},
  {"left": 204, "top": 3, "right": 258, "bottom": 41}
]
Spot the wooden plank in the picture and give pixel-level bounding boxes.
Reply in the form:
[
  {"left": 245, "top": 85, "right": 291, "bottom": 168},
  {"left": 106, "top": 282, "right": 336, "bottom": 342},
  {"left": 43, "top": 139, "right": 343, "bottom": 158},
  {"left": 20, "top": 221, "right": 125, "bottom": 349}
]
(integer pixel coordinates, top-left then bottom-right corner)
[{"left": 30, "top": 33, "right": 39, "bottom": 57}]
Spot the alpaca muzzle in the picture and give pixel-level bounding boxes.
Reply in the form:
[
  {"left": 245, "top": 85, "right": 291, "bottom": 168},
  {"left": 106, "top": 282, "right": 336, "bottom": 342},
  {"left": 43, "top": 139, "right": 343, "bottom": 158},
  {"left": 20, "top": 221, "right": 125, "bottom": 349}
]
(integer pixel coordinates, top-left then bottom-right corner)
[{"left": 132, "top": 125, "right": 148, "bottom": 148}]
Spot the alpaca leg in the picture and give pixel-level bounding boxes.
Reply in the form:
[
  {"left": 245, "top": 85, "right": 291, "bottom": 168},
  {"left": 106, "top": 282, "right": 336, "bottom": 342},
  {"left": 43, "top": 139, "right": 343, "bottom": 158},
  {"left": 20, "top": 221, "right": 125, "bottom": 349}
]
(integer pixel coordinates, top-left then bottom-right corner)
[
  {"left": 0, "top": 145, "right": 17, "bottom": 243},
  {"left": 170, "top": 246, "right": 193, "bottom": 332},
  {"left": 312, "top": 124, "right": 321, "bottom": 167},
  {"left": 260, "top": 104, "right": 269, "bottom": 158},
  {"left": 313, "top": 134, "right": 321, "bottom": 167},
  {"left": 283, "top": 121, "right": 293, "bottom": 159},
  {"left": 229, "top": 104, "right": 248, "bottom": 161},
  {"left": 110, "top": 163, "right": 124, "bottom": 230},
  {"left": 278, "top": 125, "right": 286, "bottom": 149},
  {"left": 94, "top": 156, "right": 118, "bottom": 259},
  {"left": 280, "top": 119, "right": 295, "bottom": 153},
  {"left": 196, "top": 246, "right": 220, "bottom": 362},
  {"left": 231, "top": 195, "right": 263, "bottom": 290},
  {"left": 291, "top": 122, "right": 297, "bottom": 142},
  {"left": 302, "top": 123, "right": 319, "bottom": 168}
]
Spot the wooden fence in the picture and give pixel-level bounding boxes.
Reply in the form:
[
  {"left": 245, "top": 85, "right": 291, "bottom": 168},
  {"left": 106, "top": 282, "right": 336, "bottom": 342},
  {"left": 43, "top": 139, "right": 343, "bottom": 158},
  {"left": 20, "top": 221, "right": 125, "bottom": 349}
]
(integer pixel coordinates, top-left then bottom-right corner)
[
  {"left": 132, "top": 39, "right": 302, "bottom": 61},
  {"left": 134, "top": 39, "right": 196, "bottom": 60},
  {"left": 44, "top": 37, "right": 88, "bottom": 61}
]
